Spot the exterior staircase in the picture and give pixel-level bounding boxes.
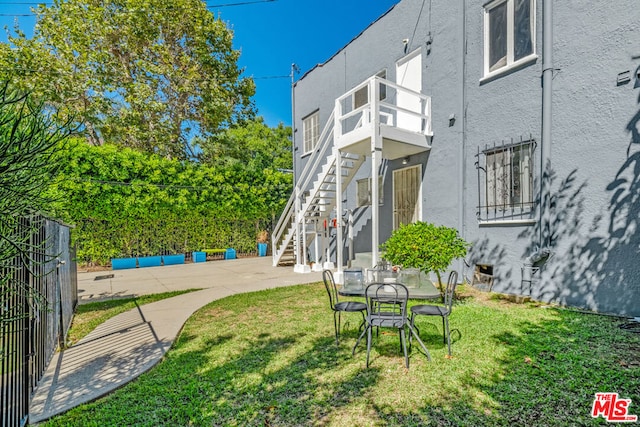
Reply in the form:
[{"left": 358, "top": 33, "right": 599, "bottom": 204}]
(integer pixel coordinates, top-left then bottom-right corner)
[
  {"left": 272, "top": 109, "right": 365, "bottom": 267},
  {"left": 273, "top": 75, "right": 433, "bottom": 271}
]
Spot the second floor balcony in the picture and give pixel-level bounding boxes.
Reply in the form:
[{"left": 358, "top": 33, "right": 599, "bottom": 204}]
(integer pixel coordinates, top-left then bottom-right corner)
[{"left": 334, "top": 75, "right": 432, "bottom": 159}]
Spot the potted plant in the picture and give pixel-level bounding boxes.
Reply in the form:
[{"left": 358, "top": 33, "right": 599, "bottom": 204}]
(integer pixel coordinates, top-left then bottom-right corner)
[
  {"left": 256, "top": 230, "right": 269, "bottom": 257},
  {"left": 382, "top": 222, "right": 470, "bottom": 295}
]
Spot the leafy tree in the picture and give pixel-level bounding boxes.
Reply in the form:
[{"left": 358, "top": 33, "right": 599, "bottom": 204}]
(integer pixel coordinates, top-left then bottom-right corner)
[
  {"left": 199, "top": 117, "right": 292, "bottom": 172},
  {"left": 0, "top": 83, "right": 71, "bottom": 321},
  {"left": 382, "top": 222, "right": 470, "bottom": 294},
  {"left": 0, "top": 0, "right": 255, "bottom": 159}
]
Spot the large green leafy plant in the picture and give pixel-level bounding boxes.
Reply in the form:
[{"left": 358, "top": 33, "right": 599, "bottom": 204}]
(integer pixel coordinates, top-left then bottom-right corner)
[
  {"left": 382, "top": 222, "right": 470, "bottom": 294},
  {"left": 1, "top": 0, "right": 255, "bottom": 159},
  {"left": 1, "top": 83, "right": 71, "bottom": 322},
  {"left": 46, "top": 139, "right": 291, "bottom": 264}
]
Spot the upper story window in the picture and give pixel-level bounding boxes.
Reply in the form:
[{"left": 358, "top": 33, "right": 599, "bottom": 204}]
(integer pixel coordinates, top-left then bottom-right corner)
[
  {"left": 483, "top": 0, "right": 536, "bottom": 78},
  {"left": 476, "top": 138, "right": 536, "bottom": 222},
  {"left": 303, "top": 110, "right": 319, "bottom": 154}
]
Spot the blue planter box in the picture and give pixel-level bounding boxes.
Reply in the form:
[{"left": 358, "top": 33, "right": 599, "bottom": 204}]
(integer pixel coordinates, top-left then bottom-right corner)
[
  {"left": 257, "top": 243, "right": 268, "bottom": 257},
  {"left": 224, "top": 248, "right": 236, "bottom": 260},
  {"left": 192, "top": 251, "right": 206, "bottom": 263},
  {"left": 138, "top": 256, "right": 162, "bottom": 268},
  {"left": 163, "top": 254, "right": 185, "bottom": 265},
  {"left": 111, "top": 257, "right": 137, "bottom": 270}
]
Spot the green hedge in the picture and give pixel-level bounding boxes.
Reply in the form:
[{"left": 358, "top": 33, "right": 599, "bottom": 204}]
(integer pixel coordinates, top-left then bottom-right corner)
[
  {"left": 46, "top": 139, "right": 290, "bottom": 265},
  {"left": 74, "top": 216, "right": 271, "bottom": 264}
]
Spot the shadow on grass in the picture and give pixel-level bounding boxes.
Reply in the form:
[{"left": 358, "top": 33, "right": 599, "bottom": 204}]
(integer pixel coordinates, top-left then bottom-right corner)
[
  {"left": 44, "top": 286, "right": 640, "bottom": 427},
  {"left": 144, "top": 333, "right": 382, "bottom": 426},
  {"left": 396, "top": 309, "right": 640, "bottom": 427}
]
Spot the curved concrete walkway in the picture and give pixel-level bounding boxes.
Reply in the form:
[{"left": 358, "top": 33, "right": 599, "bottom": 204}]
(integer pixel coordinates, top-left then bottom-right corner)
[{"left": 29, "top": 257, "right": 322, "bottom": 424}]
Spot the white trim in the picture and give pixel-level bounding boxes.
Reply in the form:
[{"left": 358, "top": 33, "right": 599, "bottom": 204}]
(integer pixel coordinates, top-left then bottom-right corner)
[
  {"left": 483, "top": 0, "right": 536, "bottom": 78},
  {"left": 480, "top": 54, "right": 538, "bottom": 83},
  {"left": 302, "top": 110, "right": 319, "bottom": 155}
]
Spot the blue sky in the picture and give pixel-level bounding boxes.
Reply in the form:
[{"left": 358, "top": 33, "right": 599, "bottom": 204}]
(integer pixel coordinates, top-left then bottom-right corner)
[{"left": 0, "top": 0, "right": 399, "bottom": 127}]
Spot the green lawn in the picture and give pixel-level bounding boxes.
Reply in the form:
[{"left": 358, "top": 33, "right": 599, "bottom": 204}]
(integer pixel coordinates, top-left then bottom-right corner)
[{"left": 46, "top": 283, "right": 639, "bottom": 426}]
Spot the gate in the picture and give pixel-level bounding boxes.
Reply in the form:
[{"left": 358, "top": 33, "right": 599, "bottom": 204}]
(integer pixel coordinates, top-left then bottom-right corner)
[{"left": 0, "top": 216, "right": 77, "bottom": 427}]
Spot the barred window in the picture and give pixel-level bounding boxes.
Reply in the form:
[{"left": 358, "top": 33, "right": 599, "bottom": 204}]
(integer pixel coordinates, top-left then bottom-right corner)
[{"left": 476, "top": 138, "right": 536, "bottom": 221}]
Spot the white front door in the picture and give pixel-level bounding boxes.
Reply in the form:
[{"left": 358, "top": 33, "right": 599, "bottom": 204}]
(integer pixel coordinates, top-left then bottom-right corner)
[
  {"left": 393, "top": 165, "right": 422, "bottom": 229},
  {"left": 395, "top": 48, "right": 422, "bottom": 132}
]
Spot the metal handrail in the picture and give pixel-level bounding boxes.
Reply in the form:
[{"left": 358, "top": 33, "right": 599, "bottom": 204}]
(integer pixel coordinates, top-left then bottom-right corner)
[
  {"left": 296, "top": 110, "right": 336, "bottom": 197},
  {"left": 271, "top": 109, "right": 336, "bottom": 258}
]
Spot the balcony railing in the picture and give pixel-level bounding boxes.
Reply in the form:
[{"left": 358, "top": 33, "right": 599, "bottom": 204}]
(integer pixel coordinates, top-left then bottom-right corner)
[{"left": 335, "top": 75, "right": 432, "bottom": 143}]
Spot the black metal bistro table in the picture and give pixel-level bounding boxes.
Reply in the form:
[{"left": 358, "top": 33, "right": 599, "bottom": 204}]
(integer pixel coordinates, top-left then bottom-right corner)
[
  {"left": 339, "top": 280, "right": 441, "bottom": 363},
  {"left": 338, "top": 281, "right": 442, "bottom": 300},
  {"left": 338, "top": 283, "right": 442, "bottom": 300}
]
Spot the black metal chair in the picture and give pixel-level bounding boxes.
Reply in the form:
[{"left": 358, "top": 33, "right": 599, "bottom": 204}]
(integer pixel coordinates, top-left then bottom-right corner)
[
  {"left": 322, "top": 269, "right": 366, "bottom": 345},
  {"left": 409, "top": 271, "right": 458, "bottom": 356},
  {"left": 352, "top": 283, "right": 413, "bottom": 368}
]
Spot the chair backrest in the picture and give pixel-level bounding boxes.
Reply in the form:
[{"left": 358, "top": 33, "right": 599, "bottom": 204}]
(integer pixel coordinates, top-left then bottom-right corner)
[
  {"left": 443, "top": 271, "right": 459, "bottom": 311},
  {"left": 322, "top": 269, "right": 339, "bottom": 310},
  {"left": 365, "top": 282, "right": 409, "bottom": 328}
]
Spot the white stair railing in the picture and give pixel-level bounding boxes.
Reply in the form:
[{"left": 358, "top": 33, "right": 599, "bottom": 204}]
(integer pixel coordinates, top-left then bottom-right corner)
[{"left": 272, "top": 110, "right": 336, "bottom": 266}]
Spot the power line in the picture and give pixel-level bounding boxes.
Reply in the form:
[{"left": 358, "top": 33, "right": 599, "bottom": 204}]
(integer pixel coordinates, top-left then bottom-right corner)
[
  {"left": 0, "top": 0, "right": 274, "bottom": 4},
  {"left": 252, "top": 75, "right": 289, "bottom": 80},
  {"left": 0, "top": 66, "right": 288, "bottom": 81},
  {"left": 0, "top": 0, "right": 277, "bottom": 17}
]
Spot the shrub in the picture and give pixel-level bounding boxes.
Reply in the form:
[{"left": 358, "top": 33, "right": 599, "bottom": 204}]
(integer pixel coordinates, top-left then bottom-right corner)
[{"left": 382, "top": 222, "right": 470, "bottom": 293}]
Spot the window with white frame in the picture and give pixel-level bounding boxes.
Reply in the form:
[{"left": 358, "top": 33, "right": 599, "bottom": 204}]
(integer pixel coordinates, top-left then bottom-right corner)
[
  {"left": 483, "top": 0, "right": 535, "bottom": 77},
  {"left": 357, "top": 176, "right": 384, "bottom": 207},
  {"left": 476, "top": 139, "right": 535, "bottom": 221},
  {"left": 353, "top": 70, "right": 387, "bottom": 110},
  {"left": 302, "top": 110, "right": 319, "bottom": 154}
]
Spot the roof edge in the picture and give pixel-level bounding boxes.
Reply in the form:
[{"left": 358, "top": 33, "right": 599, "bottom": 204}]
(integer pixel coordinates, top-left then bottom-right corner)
[{"left": 296, "top": 2, "right": 399, "bottom": 84}]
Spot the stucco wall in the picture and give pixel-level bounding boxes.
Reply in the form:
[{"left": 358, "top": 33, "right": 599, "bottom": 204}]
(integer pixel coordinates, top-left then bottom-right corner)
[{"left": 292, "top": 0, "right": 640, "bottom": 316}]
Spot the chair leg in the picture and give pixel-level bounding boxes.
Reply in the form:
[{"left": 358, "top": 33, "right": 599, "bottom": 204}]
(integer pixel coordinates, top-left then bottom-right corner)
[
  {"left": 358, "top": 312, "right": 366, "bottom": 335},
  {"left": 408, "top": 314, "right": 416, "bottom": 352},
  {"left": 442, "top": 316, "right": 446, "bottom": 344},
  {"left": 400, "top": 327, "right": 408, "bottom": 369},
  {"left": 444, "top": 316, "right": 452, "bottom": 356},
  {"left": 408, "top": 319, "right": 431, "bottom": 362},
  {"left": 352, "top": 323, "right": 367, "bottom": 355},
  {"left": 333, "top": 311, "right": 339, "bottom": 345},
  {"left": 366, "top": 324, "right": 372, "bottom": 368}
]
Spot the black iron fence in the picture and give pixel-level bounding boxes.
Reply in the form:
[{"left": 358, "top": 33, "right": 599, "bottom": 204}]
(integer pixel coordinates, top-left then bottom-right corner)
[{"left": 0, "top": 216, "right": 77, "bottom": 427}]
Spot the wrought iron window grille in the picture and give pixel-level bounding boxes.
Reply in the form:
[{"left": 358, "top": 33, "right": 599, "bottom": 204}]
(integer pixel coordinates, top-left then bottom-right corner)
[{"left": 475, "top": 136, "right": 537, "bottom": 221}]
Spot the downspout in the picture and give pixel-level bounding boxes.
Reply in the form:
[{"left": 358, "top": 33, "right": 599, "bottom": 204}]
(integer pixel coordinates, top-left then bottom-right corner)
[
  {"left": 524, "top": 0, "right": 553, "bottom": 292},
  {"left": 459, "top": 0, "right": 467, "bottom": 277},
  {"left": 540, "top": 0, "right": 553, "bottom": 250}
]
